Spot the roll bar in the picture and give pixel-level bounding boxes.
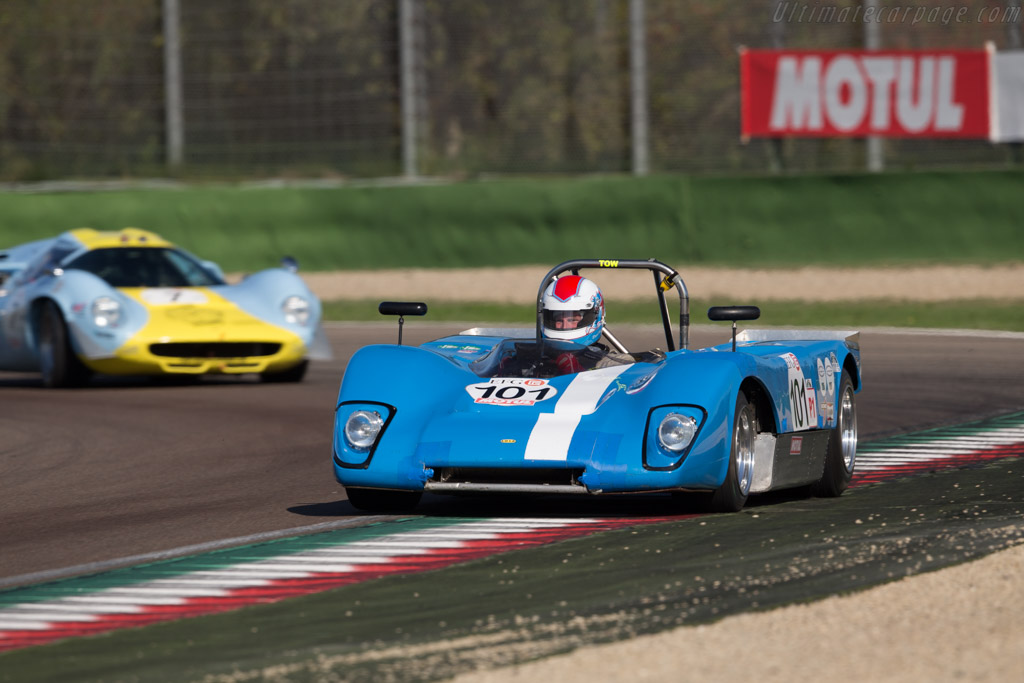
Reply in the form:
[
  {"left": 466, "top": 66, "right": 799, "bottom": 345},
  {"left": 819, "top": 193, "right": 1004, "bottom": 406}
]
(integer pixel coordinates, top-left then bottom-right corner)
[{"left": 535, "top": 259, "right": 689, "bottom": 352}]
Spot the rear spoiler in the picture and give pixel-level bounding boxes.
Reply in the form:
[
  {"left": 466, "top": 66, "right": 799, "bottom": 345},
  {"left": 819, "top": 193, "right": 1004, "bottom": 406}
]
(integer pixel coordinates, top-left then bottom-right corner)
[{"left": 736, "top": 329, "right": 860, "bottom": 350}]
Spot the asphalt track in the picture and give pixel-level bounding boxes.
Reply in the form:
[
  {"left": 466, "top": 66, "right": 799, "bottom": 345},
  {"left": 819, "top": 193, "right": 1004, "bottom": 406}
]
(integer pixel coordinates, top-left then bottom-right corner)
[{"left": 2, "top": 322, "right": 1024, "bottom": 587}]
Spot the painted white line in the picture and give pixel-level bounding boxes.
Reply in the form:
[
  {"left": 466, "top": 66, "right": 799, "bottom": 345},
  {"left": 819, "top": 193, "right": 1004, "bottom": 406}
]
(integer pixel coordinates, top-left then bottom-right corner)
[
  {"left": 98, "top": 587, "right": 229, "bottom": 598},
  {"left": 143, "top": 578, "right": 273, "bottom": 588},
  {"left": 342, "top": 540, "right": 467, "bottom": 549},
  {"left": 0, "top": 516, "right": 393, "bottom": 591},
  {"left": 0, "top": 612, "right": 100, "bottom": 623},
  {"left": 388, "top": 531, "right": 501, "bottom": 540},
  {"left": 5, "top": 602, "right": 145, "bottom": 615},
  {"left": 251, "top": 556, "right": 406, "bottom": 566},
  {"left": 189, "top": 569, "right": 314, "bottom": 579},
  {"left": 242, "top": 562, "right": 358, "bottom": 572},
  {"left": 0, "top": 620, "right": 51, "bottom": 630},
  {"left": 61, "top": 596, "right": 187, "bottom": 606},
  {"left": 303, "top": 547, "right": 432, "bottom": 556}
]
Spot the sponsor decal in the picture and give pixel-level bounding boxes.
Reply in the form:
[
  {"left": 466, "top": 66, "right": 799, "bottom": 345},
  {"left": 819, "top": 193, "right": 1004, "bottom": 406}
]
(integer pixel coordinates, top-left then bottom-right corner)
[
  {"left": 741, "top": 49, "right": 990, "bottom": 139},
  {"left": 140, "top": 288, "right": 208, "bottom": 305},
  {"left": 790, "top": 436, "right": 803, "bottom": 455},
  {"left": 500, "top": 438, "right": 516, "bottom": 444},
  {"left": 164, "top": 308, "right": 224, "bottom": 326},
  {"left": 466, "top": 377, "right": 558, "bottom": 406},
  {"left": 627, "top": 371, "right": 657, "bottom": 395}
]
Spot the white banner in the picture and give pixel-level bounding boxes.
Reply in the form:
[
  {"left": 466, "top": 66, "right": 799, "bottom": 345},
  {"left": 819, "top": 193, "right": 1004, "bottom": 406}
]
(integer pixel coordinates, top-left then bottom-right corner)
[{"left": 992, "top": 51, "right": 1024, "bottom": 142}]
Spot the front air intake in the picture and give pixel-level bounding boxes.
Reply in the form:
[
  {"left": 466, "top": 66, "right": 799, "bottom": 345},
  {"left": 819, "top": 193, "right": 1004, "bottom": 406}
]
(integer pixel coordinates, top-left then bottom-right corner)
[
  {"left": 149, "top": 342, "right": 281, "bottom": 358},
  {"left": 425, "top": 467, "right": 588, "bottom": 494}
]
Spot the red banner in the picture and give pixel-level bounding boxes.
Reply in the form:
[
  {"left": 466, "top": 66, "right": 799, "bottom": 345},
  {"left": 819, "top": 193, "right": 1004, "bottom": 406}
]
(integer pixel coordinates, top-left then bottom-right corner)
[{"left": 740, "top": 49, "right": 991, "bottom": 139}]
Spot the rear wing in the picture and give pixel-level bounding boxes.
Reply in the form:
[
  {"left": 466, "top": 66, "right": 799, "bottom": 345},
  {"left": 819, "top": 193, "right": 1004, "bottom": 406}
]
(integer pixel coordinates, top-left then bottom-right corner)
[{"left": 736, "top": 329, "right": 860, "bottom": 350}]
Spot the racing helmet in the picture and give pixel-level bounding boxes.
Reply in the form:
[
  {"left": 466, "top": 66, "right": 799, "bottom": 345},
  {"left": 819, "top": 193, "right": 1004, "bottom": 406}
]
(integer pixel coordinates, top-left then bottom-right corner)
[{"left": 541, "top": 275, "right": 605, "bottom": 346}]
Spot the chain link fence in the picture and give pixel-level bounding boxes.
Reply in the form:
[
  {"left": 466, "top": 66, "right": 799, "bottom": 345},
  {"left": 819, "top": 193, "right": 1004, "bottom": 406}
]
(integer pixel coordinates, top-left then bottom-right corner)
[{"left": 0, "top": 0, "right": 1020, "bottom": 182}]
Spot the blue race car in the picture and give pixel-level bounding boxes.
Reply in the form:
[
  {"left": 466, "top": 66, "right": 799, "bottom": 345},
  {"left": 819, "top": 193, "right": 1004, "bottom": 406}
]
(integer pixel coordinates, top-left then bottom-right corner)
[
  {"left": 333, "top": 259, "right": 860, "bottom": 512},
  {"left": 0, "top": 228, "right": 331, "bottom": 387}
]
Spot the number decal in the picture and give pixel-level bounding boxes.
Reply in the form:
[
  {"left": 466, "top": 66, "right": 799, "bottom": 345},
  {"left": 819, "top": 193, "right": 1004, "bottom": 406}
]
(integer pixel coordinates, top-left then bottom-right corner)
[
  {"left": 466, "top": 378, "right": 558, "bottom": 406},
  {"left": 781, "top": 353, "right": 818, "bottom": 431}
]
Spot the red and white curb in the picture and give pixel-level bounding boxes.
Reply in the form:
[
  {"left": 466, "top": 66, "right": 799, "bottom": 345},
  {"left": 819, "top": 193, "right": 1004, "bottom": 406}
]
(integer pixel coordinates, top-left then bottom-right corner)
[
  {"left": 0, "top": 517, "right": 670, "bottom": 652},
  {"left": 852, "top": 425, "right": 1024, "bottom": 486},
  {"left": 2, "top": 418, "right": 1023, "bottom": 653}
]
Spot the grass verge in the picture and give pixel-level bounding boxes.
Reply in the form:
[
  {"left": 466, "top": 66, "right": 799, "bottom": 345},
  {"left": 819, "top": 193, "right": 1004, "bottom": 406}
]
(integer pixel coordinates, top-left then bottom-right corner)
[
  {"left": 1, "top": 170, "right": 1022, "bottom": 272},
  {"left": 323, "top": 298, "right": 1024, "bottom": 333}
]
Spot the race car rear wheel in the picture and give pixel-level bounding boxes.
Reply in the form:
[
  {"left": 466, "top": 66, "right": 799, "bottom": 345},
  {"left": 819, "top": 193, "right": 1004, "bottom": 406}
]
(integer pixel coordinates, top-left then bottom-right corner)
[
  {"left": 709, "top": 393, "right": 757, "bottom": 512},
  {"left": 38, "top": 301, "right": 92, "bottom": 389},
  {"left": 812, "top": 370, "right": 857, "bottom": 497},
  {"left": 345, "top": 487, "right": 422, "bottom": 513}
]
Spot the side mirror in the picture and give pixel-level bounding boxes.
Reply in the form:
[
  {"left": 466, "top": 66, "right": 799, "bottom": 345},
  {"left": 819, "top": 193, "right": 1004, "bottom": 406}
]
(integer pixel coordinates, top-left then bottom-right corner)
[
  {"left": 280, "top": 256, "right": 299, "bottom": 273},
  {"left": 378, "top": 301, "right": 428, "bottom": 345},
  {"left": 708, "top": 305, "right": 761, "bottom": 352}
]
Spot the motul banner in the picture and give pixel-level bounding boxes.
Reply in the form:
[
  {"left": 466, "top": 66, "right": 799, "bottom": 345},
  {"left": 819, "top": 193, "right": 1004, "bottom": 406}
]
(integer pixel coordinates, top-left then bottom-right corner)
[{"left": 740, "top": 49, "right": 991, "bottom": 139}]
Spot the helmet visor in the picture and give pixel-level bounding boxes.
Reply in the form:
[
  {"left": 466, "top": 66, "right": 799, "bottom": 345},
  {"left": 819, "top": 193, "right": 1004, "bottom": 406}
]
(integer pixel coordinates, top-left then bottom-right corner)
[{"left": 543, "top": 308, "right": 598, "bottom": 332}]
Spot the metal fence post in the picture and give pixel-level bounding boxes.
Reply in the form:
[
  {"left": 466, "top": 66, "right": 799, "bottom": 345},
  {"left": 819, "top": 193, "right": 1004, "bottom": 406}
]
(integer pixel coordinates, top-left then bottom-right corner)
[
  {"left": 399, "top": 0, "right": 418, "bottom": 179},
  {"left": 864, "top": 0, "right": 884, "bottom": 172},
  {"left": 162, "top": 0, "right": 184, "bottom": 168},
  {"left": 630, "top": 0, "right": 649, "bottom": 176}
]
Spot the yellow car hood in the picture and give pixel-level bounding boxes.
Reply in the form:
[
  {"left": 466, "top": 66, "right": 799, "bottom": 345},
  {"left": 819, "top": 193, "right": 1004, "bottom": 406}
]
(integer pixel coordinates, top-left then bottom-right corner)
[{"left": 122, "top": 287, "right": 294, "bottom": 342}]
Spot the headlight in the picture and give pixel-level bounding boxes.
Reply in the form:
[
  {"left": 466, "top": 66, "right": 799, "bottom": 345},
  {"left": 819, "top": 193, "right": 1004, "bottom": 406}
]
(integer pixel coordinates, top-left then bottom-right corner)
[
  {"left": 344, "top": 410, "right": 384, "bottom": 450},
  {"left": 282, "top": 295, "right": 310, "bottom": 326},
  {"left": 92, "top": 297, "right": 121, "bottom": 328},
  {"left": 658, "top": 413, "right": 697, "bottom": 452}
]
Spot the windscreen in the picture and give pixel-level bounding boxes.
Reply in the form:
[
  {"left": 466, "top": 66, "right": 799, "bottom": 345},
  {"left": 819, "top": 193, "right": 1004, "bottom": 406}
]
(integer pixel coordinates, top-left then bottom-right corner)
[
  {"left": 65, "top": 247, "right": 226, "bottom": 288},
  {"left": 469, "top": 338, "right": 632, "bottom": 379}
]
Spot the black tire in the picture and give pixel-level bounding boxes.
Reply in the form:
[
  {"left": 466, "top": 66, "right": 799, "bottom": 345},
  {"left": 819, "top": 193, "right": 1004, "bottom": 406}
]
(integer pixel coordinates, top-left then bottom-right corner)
[
  {"left": 811, "top": 370, "right": 857, "bottom": 497},
  {"left": 708, "top": 393, "right": 757, "bottom": 513},
  {"left": 260, "top": 360, "right": 308, "bottom": 383},
  {"left": 345, "top": 487, "right": 422, "bottom": 513},
  {"left": 37, "top": 301, "right": 92, "bottom": 388}
]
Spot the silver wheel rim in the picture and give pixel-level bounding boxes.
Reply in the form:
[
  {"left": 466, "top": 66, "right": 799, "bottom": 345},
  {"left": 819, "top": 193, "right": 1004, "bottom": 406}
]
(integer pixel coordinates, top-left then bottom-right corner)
[
  {"left": 839, "top": 386, "right": 857, "bottom": 473},
  {"left": 735, "top": 405, "right": 755, "bottom": 496}
]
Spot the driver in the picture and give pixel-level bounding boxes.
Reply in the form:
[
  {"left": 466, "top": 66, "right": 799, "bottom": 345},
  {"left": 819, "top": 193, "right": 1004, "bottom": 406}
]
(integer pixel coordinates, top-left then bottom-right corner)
[{"left": 540, "top": 275, "right": 628, "bottom": 374}]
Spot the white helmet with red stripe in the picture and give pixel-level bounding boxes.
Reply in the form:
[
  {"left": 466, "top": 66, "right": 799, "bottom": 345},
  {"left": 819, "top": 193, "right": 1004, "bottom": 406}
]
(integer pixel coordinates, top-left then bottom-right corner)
[{"left": 541, "top": 275, "right": 605, "bottom": 346}]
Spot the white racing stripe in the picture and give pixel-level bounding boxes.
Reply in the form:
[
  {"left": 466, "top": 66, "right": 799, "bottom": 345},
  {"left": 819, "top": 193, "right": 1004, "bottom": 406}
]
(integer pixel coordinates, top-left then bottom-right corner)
[{"left": 525, "top": 365, "right": 630, "bottom": 461}]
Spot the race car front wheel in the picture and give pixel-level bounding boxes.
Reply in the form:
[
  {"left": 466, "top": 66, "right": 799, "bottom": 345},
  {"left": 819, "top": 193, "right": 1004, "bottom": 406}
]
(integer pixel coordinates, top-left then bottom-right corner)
[
  {"left": 38, "top": 301, "right": 92, "bottom": 389},
  {"left": 709, "top": 393, "right": 757, "bottom": 513},
  {"left": 811, "top": 369, "right": 857, "bottom": 497}
]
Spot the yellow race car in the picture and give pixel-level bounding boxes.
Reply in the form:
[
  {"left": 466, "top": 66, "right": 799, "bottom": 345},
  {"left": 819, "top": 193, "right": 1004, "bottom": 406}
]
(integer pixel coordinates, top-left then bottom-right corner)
[{"left": 0, "top": 228, "right": 331, "bottom": 387}]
